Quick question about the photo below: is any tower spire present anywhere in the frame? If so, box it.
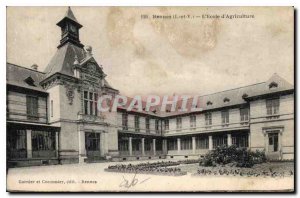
[56,7,83,48]
[64,6,80,24]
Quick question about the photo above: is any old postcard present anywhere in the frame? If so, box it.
[6,6,294,192]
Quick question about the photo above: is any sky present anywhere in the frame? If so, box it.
[7,7,294,97]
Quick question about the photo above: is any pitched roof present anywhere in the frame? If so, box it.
[7,63,46,92]
[44,43,86,78]
[119,73,294,117]
[7,61,293,117]
[157,73,294,117]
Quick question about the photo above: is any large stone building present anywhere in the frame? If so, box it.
[7,8,294,167]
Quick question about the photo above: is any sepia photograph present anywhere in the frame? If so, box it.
[5,6,294,192]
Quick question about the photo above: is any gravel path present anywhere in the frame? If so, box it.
[7,160,294,192]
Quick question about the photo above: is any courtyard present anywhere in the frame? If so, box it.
[7,159,294,192]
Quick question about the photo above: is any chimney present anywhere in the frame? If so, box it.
[31,64,38,71]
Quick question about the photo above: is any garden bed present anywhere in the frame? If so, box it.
[105,163,187,176]
[178,159,200,164]
[192,162,294,178]
[105,167,187,176]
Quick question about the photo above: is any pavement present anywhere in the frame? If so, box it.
[7,159,294,192]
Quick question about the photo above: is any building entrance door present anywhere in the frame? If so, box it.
[268,132,278,152]
[85,132,101,157]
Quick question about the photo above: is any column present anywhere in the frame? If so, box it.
[192,136,196,154]
[227,133,232,146]
[100,132,105,157]
[129,137,132,156]
[177,138,181,154]
[26,129,32,158]
[78,130,86,163]
[209,135,213,150]
[248,132,251,149]
[55,131,59,158]
[162,139,168,154]
[279,131,282,159]
[104,132,109,155]
[153,139,156,156]
[264,132,269,153]
[141,138,145,156]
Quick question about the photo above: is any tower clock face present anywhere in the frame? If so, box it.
[69,24,77,33]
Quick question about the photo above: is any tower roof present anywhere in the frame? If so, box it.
[56,7,82,28]
[43,43,86,78]
[44,7,85,78]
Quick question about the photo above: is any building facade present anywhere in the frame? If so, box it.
[6,8,294,167]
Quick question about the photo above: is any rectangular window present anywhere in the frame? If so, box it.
[89,92,93,101]
[118,138,128,151]
[94,93,98,116]
[181,137,192,150]
[167,138,178,150]
[232,133,249,148]
[7,129,27,158]
[134,115,140,132]
[26,95,38,120]
[164,119,169,131]
[50,100,53,117]
[221,110,229,124]
[240,108,249,122]
[84,91,88,115]
[190,115,196,128]
[213,135,227,149]
[32,131,56,158]
[155,119,159,133]
[32,131,55,151]
[145,117,150,133]
[266,98,280,115]
[156,139,163,151]
[83,91,98,116]
[132,139,140,151]
[89,92,94,115]
[122,113,128,130]
[205,112,212,126]
[145,139,151,151]
[196,135,209,149]
[176,117,182,130]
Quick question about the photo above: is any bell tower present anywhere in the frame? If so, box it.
[56,7,84,48]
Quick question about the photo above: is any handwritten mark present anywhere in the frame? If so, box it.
[119,173,151,189]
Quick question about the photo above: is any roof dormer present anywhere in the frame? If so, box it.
[223,97,230,103]
[24,76,36,87]
[269,81,278,89]
[207,101,213,106]
[242,93,248,99]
